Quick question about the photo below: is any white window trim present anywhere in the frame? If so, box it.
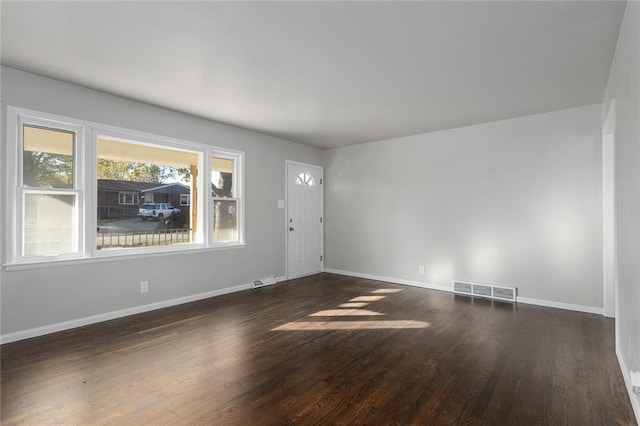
[7,109,87,264]
[180,194,190,206]
[5,106,245,267]
[210,151,244,245]
[118,192,139,205]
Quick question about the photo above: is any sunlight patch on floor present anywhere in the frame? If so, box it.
[270,285,426,332]
[271,320,429,331]
[339,302,369,308]
[309,309,385,317]
[349,296,386,302]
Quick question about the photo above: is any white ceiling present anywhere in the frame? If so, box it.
[1,1,626,149]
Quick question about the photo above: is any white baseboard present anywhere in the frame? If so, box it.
[0,282,253,344]
[275,275,288,283]
[323,268,603,315]
[517,296,603,315]
[323,268,451,293]
[617,347,640,423]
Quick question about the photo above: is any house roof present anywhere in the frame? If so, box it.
[144,183,191,195]
[98,180,192,195]
[98,179,233,197]
[97,179,159,192]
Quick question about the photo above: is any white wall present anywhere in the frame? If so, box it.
[602,2,640,418]
[324,104,603,310]
[0,67,323,337]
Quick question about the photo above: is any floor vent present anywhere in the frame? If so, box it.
[252,276,277,289]
[453,280,517,302]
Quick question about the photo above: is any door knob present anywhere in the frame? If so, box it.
[289,227,295,231]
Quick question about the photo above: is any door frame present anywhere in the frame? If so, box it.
[285,160,324,280]
[602,100,617,321]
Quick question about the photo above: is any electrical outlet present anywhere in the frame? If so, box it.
[140,281,149,293]
[418,265,425,274]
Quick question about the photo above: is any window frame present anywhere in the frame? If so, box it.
[210,151,244,246]
[118,192,139,205]
[7,110,86,264]
[180,194,190,206]
[92,128,207,257]
[6,106,245,267]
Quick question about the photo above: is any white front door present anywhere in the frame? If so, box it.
[287,162,323,279]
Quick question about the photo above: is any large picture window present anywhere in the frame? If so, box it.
[97,136,200,251]
[7,107,244,265]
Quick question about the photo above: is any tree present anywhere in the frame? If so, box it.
[97,159,130,180]
[175,167,192,183]
[129,163,165,183]
[23,151,73,188]
[97,160,191,184]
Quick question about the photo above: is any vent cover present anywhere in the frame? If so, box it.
[453,280,516,302]
[252,276,277,289]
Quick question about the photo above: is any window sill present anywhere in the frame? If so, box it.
[3,243,246,272]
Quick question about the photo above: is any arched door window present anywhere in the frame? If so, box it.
[296,172,315,186]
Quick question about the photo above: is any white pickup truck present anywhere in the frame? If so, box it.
[138,203,180,221]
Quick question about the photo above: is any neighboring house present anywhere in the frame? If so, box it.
[142,182,191,207]
[98,179,231,220]
[142,182,192,220]
[97,179,191,219]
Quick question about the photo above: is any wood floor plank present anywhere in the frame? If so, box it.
[1,273,636,425]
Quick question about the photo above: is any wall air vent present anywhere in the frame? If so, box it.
[453,280,517,302]
[252,276,277,289]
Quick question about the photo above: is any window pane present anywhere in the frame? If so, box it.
[97,136,198,250]
[212,157,234,197]
[213,199,237,242]
[296,172,315,186]
[23,193,76,256]
[23,125,74,188]
[118,192,138,205]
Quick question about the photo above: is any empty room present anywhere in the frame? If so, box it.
[1,1,639,424]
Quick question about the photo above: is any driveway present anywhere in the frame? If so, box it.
[99,217,158,233]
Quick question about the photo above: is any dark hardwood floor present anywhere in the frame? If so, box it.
[1,273,636,425]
